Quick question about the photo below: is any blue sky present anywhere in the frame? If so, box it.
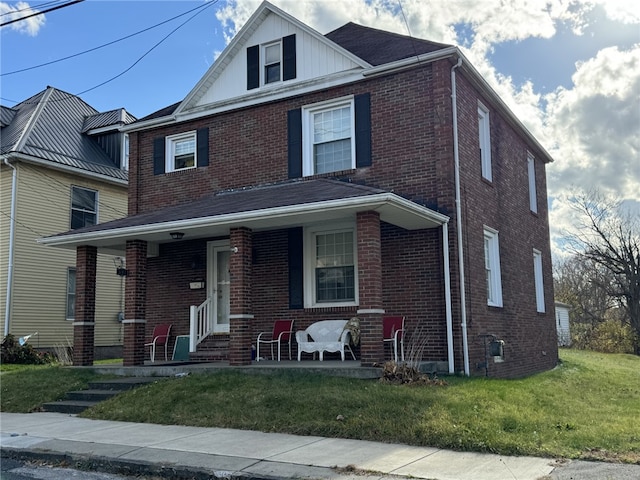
[2,0,639,255]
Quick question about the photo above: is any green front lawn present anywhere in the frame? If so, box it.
[2,350,638,463]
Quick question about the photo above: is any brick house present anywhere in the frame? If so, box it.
[41,1,558,377]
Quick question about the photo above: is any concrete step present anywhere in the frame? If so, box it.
[66,389,120,402]
[41,400,98,415]
[42,377,163,414]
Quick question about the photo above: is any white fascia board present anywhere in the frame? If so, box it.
[176,70,364,123]
[10,153,128,187]
[38,193,448,248]
[120,114,177,133]
[362,46,459,78]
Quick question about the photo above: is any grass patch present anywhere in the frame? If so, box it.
[81,349,639,462]
[1,351,637,461]
[0,364,108,413]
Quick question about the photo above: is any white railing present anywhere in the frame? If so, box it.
[189,297,212,352]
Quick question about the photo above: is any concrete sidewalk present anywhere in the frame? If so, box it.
[0,412,637,480]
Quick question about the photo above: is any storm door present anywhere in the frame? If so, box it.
[207,241,230,333]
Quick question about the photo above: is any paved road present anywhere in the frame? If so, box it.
[0,457,136,480]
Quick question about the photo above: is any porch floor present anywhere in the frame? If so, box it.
[87,360,382,380]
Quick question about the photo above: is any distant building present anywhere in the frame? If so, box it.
[555,302,572,346]
[1,87,135,357]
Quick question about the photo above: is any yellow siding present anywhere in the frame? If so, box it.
[3,162,127,348]
[1,163,14,337]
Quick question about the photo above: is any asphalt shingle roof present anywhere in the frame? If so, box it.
[48,178,387,237]
[325,22,452,66]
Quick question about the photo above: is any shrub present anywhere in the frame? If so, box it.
[570,320,638,354]
[1,334,54,364]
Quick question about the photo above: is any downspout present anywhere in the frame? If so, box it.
[3,157,17,337]
[451,57,470,376]
[442,221,455,374]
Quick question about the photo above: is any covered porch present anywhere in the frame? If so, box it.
[40,179,454,370]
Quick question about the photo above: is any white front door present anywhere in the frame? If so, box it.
[207,241,230,333]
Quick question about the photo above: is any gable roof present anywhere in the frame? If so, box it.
[82,108,137,133]
[1,87,136,181]
[176,1,370,114]
[325,22,452,66]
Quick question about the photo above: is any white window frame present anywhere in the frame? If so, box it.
[533,249,545,312]
[263,40,282,85]
[478,103,492,181]
[121,133,129,171]
[303,223,359,308]
[66,267,76,320]
[483,226,503,307]
[302,96,356,176]
[165,131,197,173]
[70,186,98,230]
[527,152,537,213]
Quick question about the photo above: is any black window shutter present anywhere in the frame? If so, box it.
[196,128,209,167]
[288,227,304,309]
[247,45,259,90]
[282,34,296,81]
[354,93,372,168]
[287,108,303,178]
[153,137,165,175]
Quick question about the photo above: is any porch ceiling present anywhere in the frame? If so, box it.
[39,179,449,253]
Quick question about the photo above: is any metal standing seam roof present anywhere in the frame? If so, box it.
[0,106,17,127]
[0,87,135,181]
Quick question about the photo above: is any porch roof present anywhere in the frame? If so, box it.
[39,179,449,253]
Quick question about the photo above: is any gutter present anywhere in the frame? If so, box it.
[38,193,450,248]
[10,153,128,187]
[451,57,471,376]
[3,157,17,336]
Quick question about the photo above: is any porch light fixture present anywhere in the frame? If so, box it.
[170,232,184,240]
[113,257,128,277]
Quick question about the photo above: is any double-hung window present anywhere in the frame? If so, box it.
[478,103,492,181]
[303,97,355,176]
[527,152,537,213]
[66,267,76,320]
[166,132,196,172]
[264,41,281,84]
[533,249,545,312]
[304,226,358,307]
[70,186,97,230]
[483,227,503,307]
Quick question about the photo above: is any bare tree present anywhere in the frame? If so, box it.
[562,189,640,353]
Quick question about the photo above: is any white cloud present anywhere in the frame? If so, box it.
[216,1,639,256]
[545,45,640,201]
[0,1,45,36]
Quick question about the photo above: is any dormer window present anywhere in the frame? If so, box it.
[264,42,281,84]
[247,34,296,90]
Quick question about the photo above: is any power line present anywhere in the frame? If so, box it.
[0,0,84,28]
[0,0,70,17]
[2,1,213,77]
[75,0,219,96]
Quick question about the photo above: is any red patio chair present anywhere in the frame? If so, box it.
[383,316,405,362]
[256,320,294,361]
[145,323,172,362]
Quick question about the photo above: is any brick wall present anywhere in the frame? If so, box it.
[130,58,557,376]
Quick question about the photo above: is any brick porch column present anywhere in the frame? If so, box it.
[356,211,385,366]
[229,227,253,366]
[123,240,147,366]
[73,245,97,366]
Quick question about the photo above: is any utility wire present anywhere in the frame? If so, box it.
[0,0,84,28]
[2,1,213,77]
[75,0,218,96]
[0,0,70,17]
